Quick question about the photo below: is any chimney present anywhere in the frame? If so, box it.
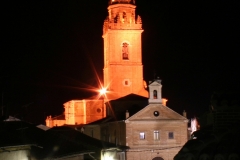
[183,110,187,118]
[162,98,168,106]
[126,110,129,119]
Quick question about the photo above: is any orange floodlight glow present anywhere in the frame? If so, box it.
[99,87,107,95]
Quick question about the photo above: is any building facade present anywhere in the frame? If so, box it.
[46,0,148,127]
[83,79,188,160]
[43,1,190,159]
[125,81,188,160]
[46,100,106,127]
[103,0,148,99]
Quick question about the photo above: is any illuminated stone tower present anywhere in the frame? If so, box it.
[103,0,148,98]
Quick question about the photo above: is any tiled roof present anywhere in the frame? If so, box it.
[107,94,148,120]
[87,116,116,124]
[48,126,121,149]
[0,121,126,159]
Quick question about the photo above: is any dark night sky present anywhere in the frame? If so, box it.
[2,0,240,124]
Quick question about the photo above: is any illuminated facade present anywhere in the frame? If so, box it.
[83,79,188,160]
[46,0,148,127]
[125,80,188,160]
[46,100,106,127]
[103,0,148,98]
[44,1,189,159]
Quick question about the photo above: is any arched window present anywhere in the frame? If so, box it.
[122,12,127,23]
[152,157,164,160]
[153,90,157,99]
[122,42,129,60]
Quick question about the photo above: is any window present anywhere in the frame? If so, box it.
[122,42,129,60]
[123,79,131,86]
[96,108,101,113]
[168,132,174,139]
[154,131,159,140]
[139,132,145,140]
[153,90,158,99]
[122,12,126,23]
[153,111,159,117]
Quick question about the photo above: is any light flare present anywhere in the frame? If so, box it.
[99,87,107,95]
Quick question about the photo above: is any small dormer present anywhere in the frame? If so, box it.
[148,78,162,104]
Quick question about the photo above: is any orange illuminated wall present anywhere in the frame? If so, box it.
[103,1,148,99]
[45,0,149,128]
[64,100,106,125]
[45,99,106,127]
[45,116,65,128]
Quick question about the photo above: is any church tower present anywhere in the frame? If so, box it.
[103,0,148,99]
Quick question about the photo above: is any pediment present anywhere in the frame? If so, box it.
[149,81,161,86]
[127,104,187,121]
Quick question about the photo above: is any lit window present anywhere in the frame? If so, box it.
[154,131,159,140]
[168,132,174,139]
[139,132,145,140]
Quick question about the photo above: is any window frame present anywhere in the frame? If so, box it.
[168,132,174,139]
[153,130,160,140]
[139,132,145,140]
[122,42,129,60]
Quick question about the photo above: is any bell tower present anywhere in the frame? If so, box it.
[148,78,163,104]
[103,0,148,98]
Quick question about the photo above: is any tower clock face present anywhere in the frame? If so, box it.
[153,111,159,117]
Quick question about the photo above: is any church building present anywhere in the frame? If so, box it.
[45,1,189,159]
[46,0,148,127]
